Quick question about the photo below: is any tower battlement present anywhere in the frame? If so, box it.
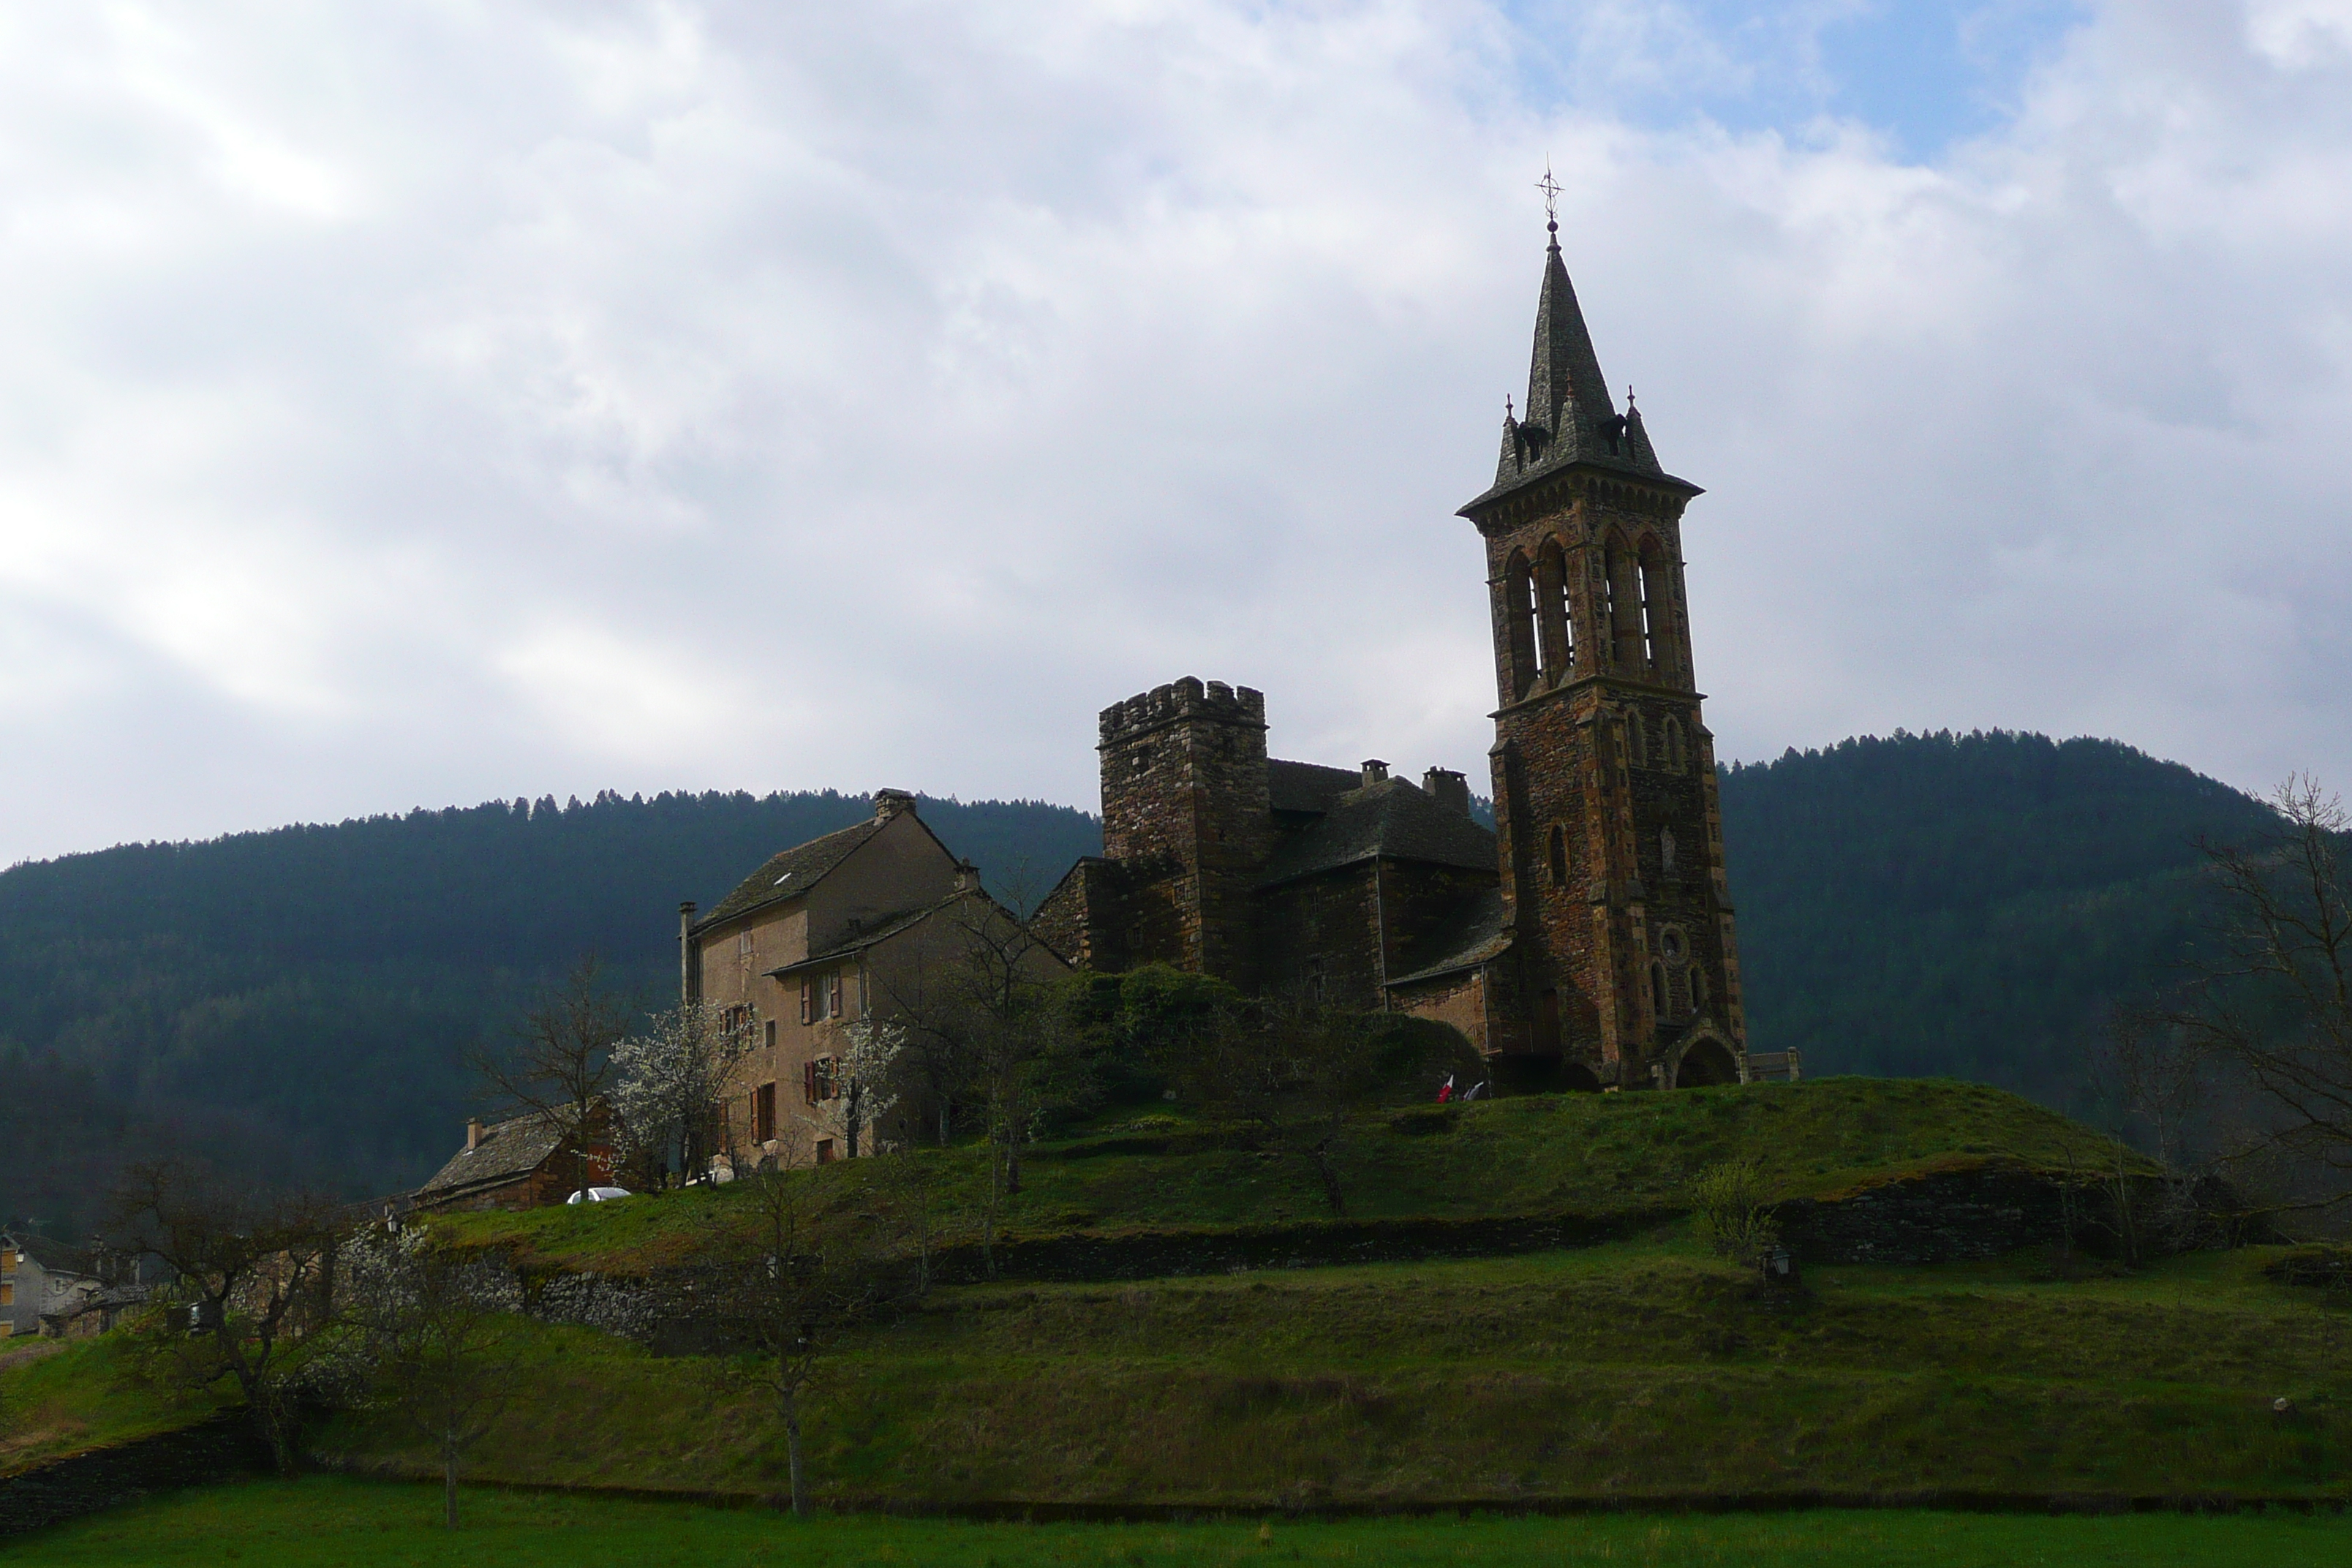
[1099,678,1266,746]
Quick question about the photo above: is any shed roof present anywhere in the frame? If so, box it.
[1387,887,1514,986]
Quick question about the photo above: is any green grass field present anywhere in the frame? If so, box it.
[5,1477,2351,1568]
[425,1078,2133,1275]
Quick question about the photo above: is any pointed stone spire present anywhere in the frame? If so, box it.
[1464,218,1693,515]
[1521,220,1616,461]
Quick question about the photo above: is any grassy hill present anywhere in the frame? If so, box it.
[7,1079,2346,1520]
[423,1077,2122,1277]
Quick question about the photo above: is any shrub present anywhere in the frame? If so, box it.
[1690,1158,1781,1267]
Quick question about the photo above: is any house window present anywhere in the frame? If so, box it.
[813,1056,838,1101]
[755,1082,777,1144]
[815,1139,837,1164]
[764,1019,776,1052]
[1692,968,1710,1015]
[1650,961,1667,1017]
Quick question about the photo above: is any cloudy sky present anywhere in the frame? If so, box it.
[3,0,2348,867]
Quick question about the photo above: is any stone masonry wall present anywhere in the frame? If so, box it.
[1096,679,1271,984]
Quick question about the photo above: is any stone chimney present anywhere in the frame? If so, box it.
[1422,767,1471,816]
[466,1118,483,1153]
[953,860,981,893]
[1360,759,1390,788]
[677,900,699,1003]
[873,788,916,821]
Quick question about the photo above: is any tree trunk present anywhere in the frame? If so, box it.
[846,1082,862,1159]
[444,1431,459,1529]
[1310,1145,1347,1218]
[780,1382,807,1517]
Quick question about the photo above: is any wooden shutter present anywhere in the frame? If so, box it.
[803,1060,818,1106]
[799,976,812,1025]
[827,970,842,1018]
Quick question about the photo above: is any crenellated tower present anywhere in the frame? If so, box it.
[1457,216,1748,1088]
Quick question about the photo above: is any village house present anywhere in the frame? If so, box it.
[410,1105,617,1213]
[1,1231,147,1339]
[679,789,1063,1166]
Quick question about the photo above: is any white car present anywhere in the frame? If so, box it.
[566,1186,632,1205]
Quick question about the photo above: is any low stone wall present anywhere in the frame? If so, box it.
[924,1210,1680,1285]
[0,1416,270,1537]
[1775,1164,2090,1265]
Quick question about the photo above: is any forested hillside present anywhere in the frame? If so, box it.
[1716,731,2277,1104]
[0,733,2290,1239]
[0,791,1101,1236]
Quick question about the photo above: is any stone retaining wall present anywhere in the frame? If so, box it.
[0,1416,269,1537]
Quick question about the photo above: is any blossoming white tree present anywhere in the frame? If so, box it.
[613,998,759,1186]
[802,1017,905,1158]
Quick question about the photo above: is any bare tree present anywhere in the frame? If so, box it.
[106,1158,339,1474]
[709,1154,897,1515]
[469,956,633,1202]
[343,1226,521,1528]
[613,998,759,1188]
[2159,775,2352,1218]
[1167,1004,1466,1218]
[875,889,1079,1271]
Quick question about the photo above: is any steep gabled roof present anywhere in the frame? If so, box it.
[1387,887,1514,986]
[2,1232,94,1278]
[1459,225,1700,515]
[1256,778,1498,889]
[415,1110,565,1201]
[695,817,888,931]
[1268,758,1362,815]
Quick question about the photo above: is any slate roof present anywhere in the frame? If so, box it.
[1267,759,1362,815]
[1255,778,1499,889]
[695,817,886,931]
[1458,230,1700,516]
[3,1232,94,1278]
[1387,887,1514,986]
[415,1110,566,1202]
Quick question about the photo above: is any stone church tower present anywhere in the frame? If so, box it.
[1458,217,1749,1088]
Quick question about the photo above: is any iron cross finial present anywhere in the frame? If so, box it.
[1537,161,1562,231]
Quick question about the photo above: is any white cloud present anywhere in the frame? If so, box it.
[0,0,2348,866]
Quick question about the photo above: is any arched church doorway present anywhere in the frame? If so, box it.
[1674,1037,1740,1088]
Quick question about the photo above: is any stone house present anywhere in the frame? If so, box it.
[1035,219,1757,1094]
[1,1232,143,1338]
[679,790,1065,1165]
[411,1105,617,1212]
